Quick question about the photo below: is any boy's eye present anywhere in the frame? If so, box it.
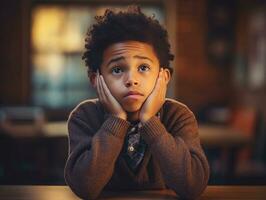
[138,64,150,72]
[111,66,123,75]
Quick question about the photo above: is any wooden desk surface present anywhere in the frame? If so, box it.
[0,185,265,200]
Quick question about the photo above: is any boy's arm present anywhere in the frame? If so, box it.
[64,108,130,200]
[139,104,210,199]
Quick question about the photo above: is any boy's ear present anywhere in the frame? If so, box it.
[89,72,97,88]
[163,68,171,85]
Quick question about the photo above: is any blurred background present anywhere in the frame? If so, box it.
[0,0,265,186]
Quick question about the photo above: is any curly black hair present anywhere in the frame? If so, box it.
[82,5,174,77]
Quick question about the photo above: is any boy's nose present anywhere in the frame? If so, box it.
[125,79,138,87]
[125,72,139,87]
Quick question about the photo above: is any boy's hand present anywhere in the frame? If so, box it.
[139,68,167,122]
[96,71,127,120]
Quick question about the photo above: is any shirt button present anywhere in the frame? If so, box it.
[128,146,134,152]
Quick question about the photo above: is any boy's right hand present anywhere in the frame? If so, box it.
[96,71,127,121]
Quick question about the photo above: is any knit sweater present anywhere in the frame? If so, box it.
[64,98,210,200]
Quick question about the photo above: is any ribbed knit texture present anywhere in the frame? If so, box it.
[140,116,167,144]
[102,115,130,138]
[64,98,210,200]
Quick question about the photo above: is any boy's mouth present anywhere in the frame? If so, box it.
[124,91,144,97]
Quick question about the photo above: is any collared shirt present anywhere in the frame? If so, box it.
[122,122,146,172]
[122,112,161,172]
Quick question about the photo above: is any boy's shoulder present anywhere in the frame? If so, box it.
[162,98,195,120]
[164,98,192,113]
[68,98,104,121]
[161,98,197,131]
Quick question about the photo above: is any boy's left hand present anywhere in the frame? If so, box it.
[139,68,168,122]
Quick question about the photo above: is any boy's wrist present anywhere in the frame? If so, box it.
[114,113,127,121]
[140,115,152,123]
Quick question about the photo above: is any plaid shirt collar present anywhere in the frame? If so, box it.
[122,112,161,172]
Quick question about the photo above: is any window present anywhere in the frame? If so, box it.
[31,4,166,108]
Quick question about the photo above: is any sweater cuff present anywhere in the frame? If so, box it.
[140,116,167,144]
[102,115,130,139]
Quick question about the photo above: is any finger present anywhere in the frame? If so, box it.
[161,70,167,99]
[100,75,112,103]
[158,71,165,97]
[149,68,163,99]
[162,69,166,87]
[159,69,167,98]
[158,69,164,89]
[100,75,113,98]
[96,72,100,96]
[159,70,165,97]
[96,73,101,98]
[155,69,163,90]
[161,78,166,98]
[97,73,105,102]
[100,75,108,96]
[98,74,107,102]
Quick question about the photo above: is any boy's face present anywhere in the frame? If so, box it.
[99,41,161,113]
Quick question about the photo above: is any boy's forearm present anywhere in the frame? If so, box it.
[65,115,130,199]
[140,115,209,199]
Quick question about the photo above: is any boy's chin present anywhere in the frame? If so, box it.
[123,105,142,113]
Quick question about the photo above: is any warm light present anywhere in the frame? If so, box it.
[32,7,65,52]
[32,6,91,52]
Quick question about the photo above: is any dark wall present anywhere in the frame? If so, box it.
[0,0,31,105]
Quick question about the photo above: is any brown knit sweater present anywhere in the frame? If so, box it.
[64,98,209,199]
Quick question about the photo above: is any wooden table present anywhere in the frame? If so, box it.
[0,185,265,200]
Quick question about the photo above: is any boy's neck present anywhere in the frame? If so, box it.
[127,111,140,123]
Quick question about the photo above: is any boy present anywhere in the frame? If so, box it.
[65,6,209,200]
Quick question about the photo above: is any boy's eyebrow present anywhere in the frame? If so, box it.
[133,55,153,63]
[106,55,153,67]
[107,57,125,67]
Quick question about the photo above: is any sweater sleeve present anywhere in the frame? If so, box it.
[64,103,130,200]
[139,105,210,199]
